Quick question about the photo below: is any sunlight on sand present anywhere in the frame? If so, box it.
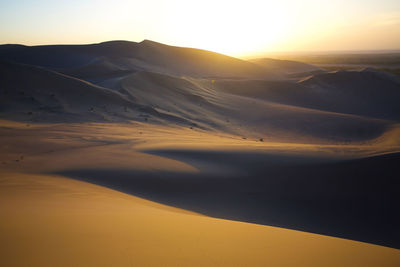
[1,120,400,266]
[1,172,399,267]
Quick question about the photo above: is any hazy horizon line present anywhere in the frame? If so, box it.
[1,39,400,59]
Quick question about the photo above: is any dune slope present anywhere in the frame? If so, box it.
[1,171,399,267]
[0,40,280,79]
[250,57,323,74]
[1,120,400,266]
[1,120,399,249]
[211,69,400,121]
[0,61,192,125]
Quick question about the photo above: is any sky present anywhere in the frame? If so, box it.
[0,0,399,57]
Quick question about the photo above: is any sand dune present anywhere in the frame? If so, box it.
[299,68,400,120]
[0,40,281,79]
[0,61,139,121]
[211,69,400,121]
[1,120,400,266]
[1,40,400,266]
[1,171,399,267]
[60,58,133,80]
[115,71,392,142]
[0,61,193,125]
[73,150,398,247]
[250,57,323,75]
[2,60,391,142]
[1,120,399,248]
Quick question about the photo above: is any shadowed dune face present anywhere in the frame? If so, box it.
[60,58,134,80]
[250,57,323,74]
[58,151,400,249]
[0,61,138,120]
[1,120,399,249]
[1,60,394,143]
[0,40,281,79]
[210,70,400,122]
[2,172,399,267]
[0,61,196,125]
[103,69,397,143]
[298,69,400,121]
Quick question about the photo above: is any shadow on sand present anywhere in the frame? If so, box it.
[57,151,400,248]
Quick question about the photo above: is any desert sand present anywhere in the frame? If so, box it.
[1,40,400,266]
[1,120,400,266]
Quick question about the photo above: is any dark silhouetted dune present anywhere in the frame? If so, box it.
[299,68,400,120]
[0,40,281,79]
[250,57,323,75]
[211,69,400,122]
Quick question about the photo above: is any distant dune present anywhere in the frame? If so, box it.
[1,59,395,143]
[299,68,400,120]
[0,40,281,79]
[250,57,323,75]
[60,58,133,80]
[116,70,392,142]
[212,69,400,121]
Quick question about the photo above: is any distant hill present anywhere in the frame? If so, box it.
[250,58,322,74]
[0,40,281,79]
[1,41,398,143]
[299,68,400,121]
[213,68,400,121]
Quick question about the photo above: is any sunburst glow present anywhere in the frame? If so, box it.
[0,0,399,56]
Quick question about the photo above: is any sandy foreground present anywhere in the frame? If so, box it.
[0,120,399,266]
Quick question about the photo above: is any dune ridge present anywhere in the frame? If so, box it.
[0,40,281,79]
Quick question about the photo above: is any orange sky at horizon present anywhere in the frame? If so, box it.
[0,0,399,57]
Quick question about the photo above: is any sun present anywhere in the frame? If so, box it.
[159,0,293,57]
